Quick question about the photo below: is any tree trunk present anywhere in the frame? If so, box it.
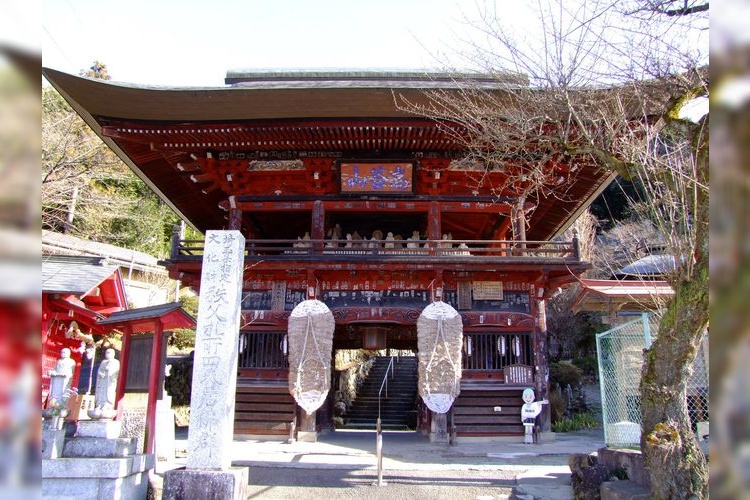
[639,267,708,498]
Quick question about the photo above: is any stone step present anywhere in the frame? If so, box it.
[340,424,412,431]
[346,410,417,418]
[63,437,137,458]
[600,480,651,499]
[42,453,154,478]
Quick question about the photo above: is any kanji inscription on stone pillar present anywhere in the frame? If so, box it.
[186,230,245,470]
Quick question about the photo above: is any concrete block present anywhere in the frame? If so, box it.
[42,429,66,459]
[63,437,136,458]
[97,471,150,500]
[606,421,641,448]
[597,447,650,488]
[163,466,249,500]
[43,457,135,478]
[156,407,176,463]
[42,477,100,500]
[42,474,149,500]
[130,453,156,473]
[296,431,317,443]
[601,480,651,500]
[76,419,122,439]
[571,464,612,500]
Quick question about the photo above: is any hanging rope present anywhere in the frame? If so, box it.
[287,300,334,415]
[417,301,463,414]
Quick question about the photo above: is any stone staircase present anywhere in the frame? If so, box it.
[341,356,418,431]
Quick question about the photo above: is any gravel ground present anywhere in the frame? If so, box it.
[244,466,518,499]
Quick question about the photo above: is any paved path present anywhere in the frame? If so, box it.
[153,427,604,499]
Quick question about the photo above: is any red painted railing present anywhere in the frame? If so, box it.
[171,236,579,261]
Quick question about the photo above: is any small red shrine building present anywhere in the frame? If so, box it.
[43,68,615,440]
[41,255,128,403]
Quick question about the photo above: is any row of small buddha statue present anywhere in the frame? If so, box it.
[292,224,470,253]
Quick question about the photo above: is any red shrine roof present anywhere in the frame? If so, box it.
[570,279,675,313]
[97,301,196,333]
[42,68,615,240]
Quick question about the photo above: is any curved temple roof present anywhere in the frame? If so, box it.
[42,68,614,239]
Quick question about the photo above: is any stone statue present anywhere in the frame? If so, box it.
[384,232,395,248]
[407,230,421,249]
[43,347,77,421]
[49,347,76,395]
[88,348,120,419]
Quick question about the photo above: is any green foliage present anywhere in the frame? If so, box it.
[168,294,198,351]
[179,293,199,316]
[611,467,629,480]
[169,329,196,351]
[43,85,191,258]
[165,352,193,406]
[551,412,599,433]
[549,390,567,424]
[572,356,598,378]
[549,361,583,390]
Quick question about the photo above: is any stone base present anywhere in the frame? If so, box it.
[155,407,176,466]
[42,454,154,500]
[538,431,556,443]
[76,419,122,439]
[67,394,96,421]
[296,431,317,443]
[601,480,651,500]
[597,447,650,488]
[163,466,249,500]
[42,429,66,459]
[64,437,136,458]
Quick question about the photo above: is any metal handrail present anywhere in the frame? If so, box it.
[377,356,396,421]
[375,356,395,487]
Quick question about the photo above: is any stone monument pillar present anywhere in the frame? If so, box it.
[164,230,247,500]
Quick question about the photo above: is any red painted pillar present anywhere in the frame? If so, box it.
[144,320,164,454]
[428,201,441,256]
[311,200,325,254]
[116,324,133,419]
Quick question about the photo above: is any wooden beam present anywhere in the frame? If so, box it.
[115,324,133,418]
[144,320,164,455]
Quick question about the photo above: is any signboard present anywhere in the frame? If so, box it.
[340,162,413,194]
[473,281,504,300]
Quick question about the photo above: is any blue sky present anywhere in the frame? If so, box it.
[40,0,531,87]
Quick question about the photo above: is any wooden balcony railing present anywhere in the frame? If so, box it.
[462,332,534,371]
[171,235,580,262]
[238,331,288,369]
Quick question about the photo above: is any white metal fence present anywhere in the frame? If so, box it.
[596,313,709,448]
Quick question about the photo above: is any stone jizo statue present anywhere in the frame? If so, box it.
[49,347,76,395]
[44,347,77,420]
[88,348,120,419]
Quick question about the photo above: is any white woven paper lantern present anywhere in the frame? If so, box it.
[417,301,463,414]
[287,299,335,415]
